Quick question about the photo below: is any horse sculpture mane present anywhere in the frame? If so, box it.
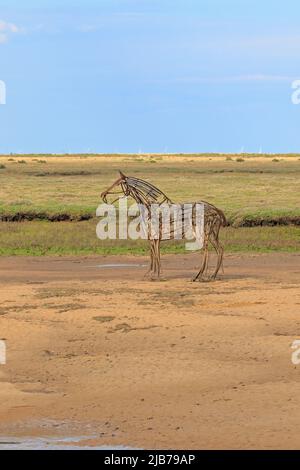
[121,176,172,207]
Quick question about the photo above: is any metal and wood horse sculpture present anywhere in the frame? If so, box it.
[101,171,226,281]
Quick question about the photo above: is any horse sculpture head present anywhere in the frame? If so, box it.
[100,171,127,204]
[101,171,172,206]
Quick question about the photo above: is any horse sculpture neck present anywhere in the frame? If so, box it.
[123,176,173,208]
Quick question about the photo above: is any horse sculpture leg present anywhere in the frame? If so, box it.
[145,239,161,280]
[153,239,161,280]
[192,220,212,282]
[144,240,155,279]
[192,215,225,282]
[192,237,209,282]
[209,225,224,280]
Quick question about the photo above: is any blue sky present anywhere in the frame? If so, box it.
[0,0,300,153]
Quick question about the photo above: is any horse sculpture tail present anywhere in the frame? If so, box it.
[216,208,226,274]
[217,208,227,227]
[202,200,227,227]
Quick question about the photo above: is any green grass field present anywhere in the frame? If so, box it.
[0,153,299,255]
[0,221,298,256]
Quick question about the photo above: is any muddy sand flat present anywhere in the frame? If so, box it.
[0,253,300,449]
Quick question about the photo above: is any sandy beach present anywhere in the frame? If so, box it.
[0,253,300,449]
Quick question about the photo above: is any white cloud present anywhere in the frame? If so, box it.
[212,75,293,83]
[161,74,294,85]
[0,33,7,44]
[78,12,147,33]
[0,20,20,44]
[79,24,98,33]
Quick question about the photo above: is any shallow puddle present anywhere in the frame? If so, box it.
[0,436,130,450]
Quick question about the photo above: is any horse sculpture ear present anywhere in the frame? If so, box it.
[119,170,126,179]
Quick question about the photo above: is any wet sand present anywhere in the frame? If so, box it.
[0,253,300,449]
